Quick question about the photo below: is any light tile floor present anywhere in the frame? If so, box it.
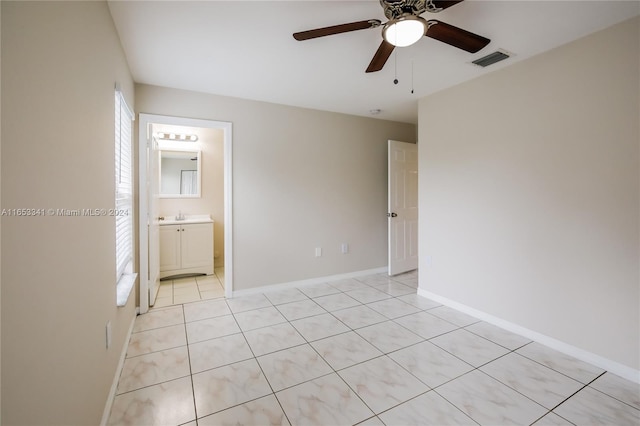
[153,268,225,308]
[108,271,640,425]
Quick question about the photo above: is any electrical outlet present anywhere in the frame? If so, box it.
[315,247,322,257]
[341,243,349,254]
[105,321,112,349]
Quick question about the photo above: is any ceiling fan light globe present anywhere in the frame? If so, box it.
[383,16,426,47]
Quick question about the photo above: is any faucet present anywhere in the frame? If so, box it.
[176,210,186,221]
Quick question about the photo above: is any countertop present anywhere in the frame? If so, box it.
[159,214,213,225]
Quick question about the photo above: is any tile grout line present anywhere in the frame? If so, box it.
[526,371,607,426]
[180,303,199,424]
[546,371,608,413]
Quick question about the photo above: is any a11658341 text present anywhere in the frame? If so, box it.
[1,208,129,217]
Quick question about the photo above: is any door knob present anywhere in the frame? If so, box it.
[387,212,398,218]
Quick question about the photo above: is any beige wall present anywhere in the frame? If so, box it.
[136,85,416,291]
[418,17,639,371]
[0,1,2,424]
[1,2,136,424]
[158,127,226,266]
[0,1,3,418]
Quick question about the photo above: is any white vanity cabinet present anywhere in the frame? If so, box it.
[159,216,213,279]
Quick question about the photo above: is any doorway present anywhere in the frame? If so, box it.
[388,139,418,275]
[138,114,233,314]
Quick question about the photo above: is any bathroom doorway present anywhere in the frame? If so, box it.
[138,114,233,314]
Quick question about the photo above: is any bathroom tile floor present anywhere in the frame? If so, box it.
[108,271,640,425]
[153,268,226,308]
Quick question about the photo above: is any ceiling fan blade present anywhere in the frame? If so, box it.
[428,1,465,12]
[366,41,395,73]
[293,19,381,41]
[425,20,490,53]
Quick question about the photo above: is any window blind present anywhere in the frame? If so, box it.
[115,91,134,281]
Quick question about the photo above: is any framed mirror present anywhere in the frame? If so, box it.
[159,149,202,198]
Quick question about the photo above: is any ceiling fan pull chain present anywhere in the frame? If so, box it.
[411,59,415,94]
[394,49,399,85]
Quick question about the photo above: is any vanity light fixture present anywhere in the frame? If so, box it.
[155,132,199,142]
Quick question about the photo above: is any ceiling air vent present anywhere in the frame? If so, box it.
[472,50,511,68]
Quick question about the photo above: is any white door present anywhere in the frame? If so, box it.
[148,133,162,305]
[388,140,418,275]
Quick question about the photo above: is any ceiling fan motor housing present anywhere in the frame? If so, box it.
[380,0,438,20]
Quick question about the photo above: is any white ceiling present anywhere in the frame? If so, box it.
[108,1,639,124]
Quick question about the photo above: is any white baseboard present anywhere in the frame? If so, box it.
[417,288,640,384]
[100,314,137,426]
[231,266,388,298]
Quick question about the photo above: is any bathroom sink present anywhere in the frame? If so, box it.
[160,214,213,225]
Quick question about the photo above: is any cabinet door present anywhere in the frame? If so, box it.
[181,223,213,269]
[159,225,181,272]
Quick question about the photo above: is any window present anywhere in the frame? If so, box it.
[115,89,136,305]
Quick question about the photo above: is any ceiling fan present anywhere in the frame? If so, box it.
[293,0,490,73]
